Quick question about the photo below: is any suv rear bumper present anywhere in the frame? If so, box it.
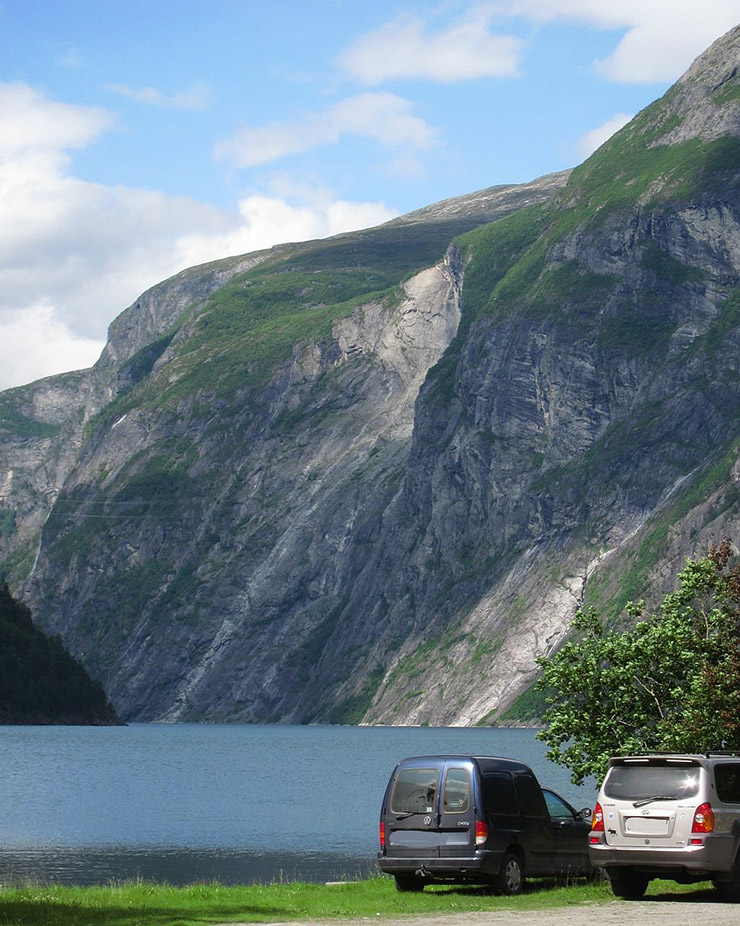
[377,849,502,880]
[589,834,736,877]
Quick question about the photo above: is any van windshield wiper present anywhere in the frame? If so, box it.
[632,795,678,807]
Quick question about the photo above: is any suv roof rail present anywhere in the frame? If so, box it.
[620,751,740,757]
[614,752,740,763]
[620,752,705,757]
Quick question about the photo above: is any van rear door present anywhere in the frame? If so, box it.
[384,759,476,858]
[385,762,442,858]
[438,761,477,858]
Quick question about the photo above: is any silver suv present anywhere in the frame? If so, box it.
[589,754,740,900]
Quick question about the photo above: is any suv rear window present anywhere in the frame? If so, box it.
[715,764,740,803]
[391,768,439,814]
[604,761,701,800]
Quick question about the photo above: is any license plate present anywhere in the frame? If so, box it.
[624,816,670,836]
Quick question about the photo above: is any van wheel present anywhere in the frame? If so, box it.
[493,852,524,895]
[607,868,649,900]
[394,875,424,892]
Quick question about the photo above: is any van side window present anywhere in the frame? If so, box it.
[443,767,471,814]
[715,764,740,803]
[543,789,575,821]
[515,773,547,817]
[390,768,439,814]
[482,772,518,815]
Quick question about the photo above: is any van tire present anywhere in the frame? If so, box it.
[394,875,424,892]
[607,868,649,900]
[493,852,524,895]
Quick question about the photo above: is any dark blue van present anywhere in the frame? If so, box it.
[377,755,591,893]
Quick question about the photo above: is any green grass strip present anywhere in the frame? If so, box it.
[0,875,714,926]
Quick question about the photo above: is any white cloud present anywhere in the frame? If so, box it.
[106,82,210,110]
[592,3,740,83]
[0,82,111,155]
[0,83,400,391]
[488,0,740,83]
[342,2,738,88]
[175,193,398,269]
[0,302,105,390]
[577,112,633,158]
[338,12,523,84]
[213,92,439,168]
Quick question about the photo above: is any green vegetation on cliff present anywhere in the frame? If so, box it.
[0,583,119,724]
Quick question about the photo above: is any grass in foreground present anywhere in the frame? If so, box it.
[0,875,719,926]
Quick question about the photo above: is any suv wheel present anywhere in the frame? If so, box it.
[494,852,524,895]
[716,857,740,902]
[394,875,424,892]
[607,868,649,900]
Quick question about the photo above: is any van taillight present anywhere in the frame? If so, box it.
[692,802,715,833]
[591,801,604,832]
[379,822,386,849]
[475,820,488,846]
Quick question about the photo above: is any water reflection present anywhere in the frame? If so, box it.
[0,846,376,886]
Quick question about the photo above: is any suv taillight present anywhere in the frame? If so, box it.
[692,802,715,833]
[475,820,489,846]
[379,822,386,849]
[591,801,604,832]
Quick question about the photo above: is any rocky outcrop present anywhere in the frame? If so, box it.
[0,27,738,725]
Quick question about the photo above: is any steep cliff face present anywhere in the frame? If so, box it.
[355,26,740,725]
[1,27,738,724]
[1,175,565,721]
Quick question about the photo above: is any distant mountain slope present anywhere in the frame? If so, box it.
[0,583,119,724]
[0,27,738,724]
[0,171,567,592]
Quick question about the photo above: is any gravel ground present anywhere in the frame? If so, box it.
[236,898,740,926]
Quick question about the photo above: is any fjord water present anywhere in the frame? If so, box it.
[0,724,596,885]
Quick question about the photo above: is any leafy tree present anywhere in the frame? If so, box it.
[536,540,740,785]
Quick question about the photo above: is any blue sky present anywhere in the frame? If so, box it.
[1,0,738,389]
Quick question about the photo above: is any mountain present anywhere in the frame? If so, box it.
[0,26,738,724]
[0,583,120,724]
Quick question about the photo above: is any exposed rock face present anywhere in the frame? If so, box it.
[0,26,738,724]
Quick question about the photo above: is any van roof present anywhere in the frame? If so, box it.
[395,755,533,773]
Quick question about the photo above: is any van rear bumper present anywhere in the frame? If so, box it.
[589,834,737,877]
[377,850,501,881]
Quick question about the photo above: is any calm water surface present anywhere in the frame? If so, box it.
[0,724,596,885]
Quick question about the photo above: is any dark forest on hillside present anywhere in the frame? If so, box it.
[0,583,119,724]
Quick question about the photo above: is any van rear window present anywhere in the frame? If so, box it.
[391,768,439,814]
[604,762,700,800]
[443,767,470,814]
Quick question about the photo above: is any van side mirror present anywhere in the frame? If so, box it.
[579,807,592,820]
